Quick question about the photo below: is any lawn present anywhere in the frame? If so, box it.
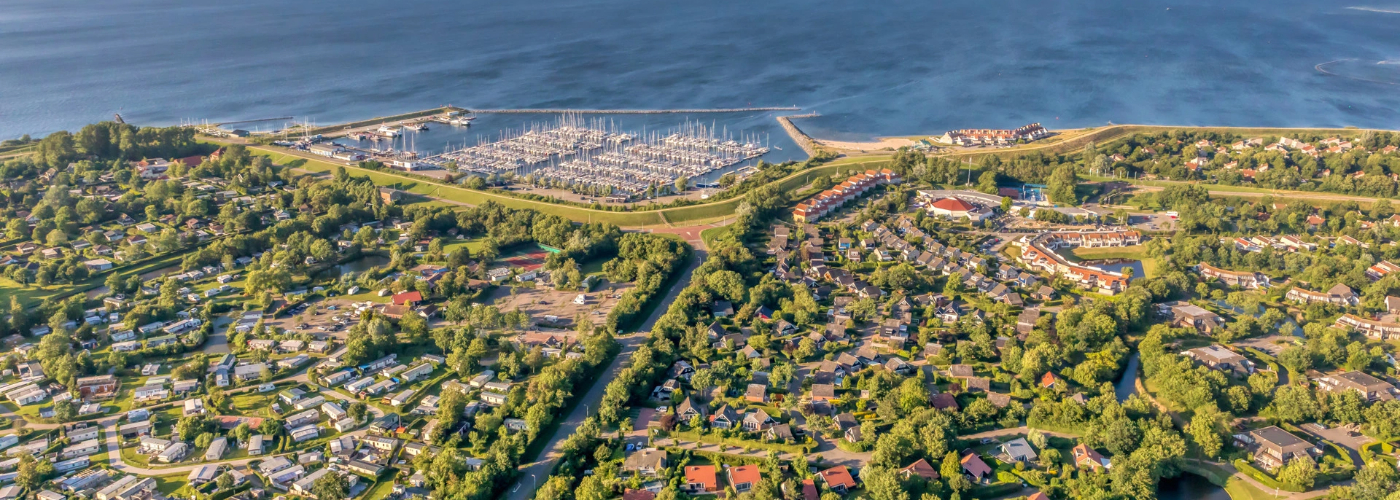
[155,471,196,496]
[1068,245,1160,278]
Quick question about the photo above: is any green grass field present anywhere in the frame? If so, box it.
[1067,245,1160,278]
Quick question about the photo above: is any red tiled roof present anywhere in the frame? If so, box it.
[820,466,857,489]
[392,291,423,305]
[931,198,975,212]
[728,464,762,486]
[684,466,718,492]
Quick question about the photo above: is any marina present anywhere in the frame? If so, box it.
[421,116,772,197]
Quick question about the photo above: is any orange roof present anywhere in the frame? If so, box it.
[1041,372,1058,387]
[820,466,857,489]
[1028,493,1050,500]
[931,198,975,212]
[728,464,762,486]
[392,291,423,305]
[684,465,718,492]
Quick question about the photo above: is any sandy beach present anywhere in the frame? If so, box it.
[814,137,917,152]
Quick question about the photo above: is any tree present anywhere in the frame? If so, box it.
[940,451,962,480]
[349,401,368,422]
[1000,196,1013,212]
[232,423,251,443]
[1276,458,1317,490]
[862,465,908,500]
[976,170,998,194]
[311,471,351,500]
[674,176,689,193]
[1047,164,1079,205]
[216,472,234,490]
[15,454,53,490]
[1186,404,1225,458]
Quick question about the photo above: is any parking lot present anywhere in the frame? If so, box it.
[1297,422,1371,464]
[258,298,366,341]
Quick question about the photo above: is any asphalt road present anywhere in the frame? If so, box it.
[504,250,705,500]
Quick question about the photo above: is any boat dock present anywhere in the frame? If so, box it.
[423,115,770,197]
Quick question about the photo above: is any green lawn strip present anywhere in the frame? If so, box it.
[665,430,811,454]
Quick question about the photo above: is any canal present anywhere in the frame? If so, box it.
[1158,473,1230,500]
[1114,352,1141,402]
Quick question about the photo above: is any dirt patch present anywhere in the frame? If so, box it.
[487,281,634,327]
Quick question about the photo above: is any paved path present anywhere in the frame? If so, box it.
[504,250,705,500]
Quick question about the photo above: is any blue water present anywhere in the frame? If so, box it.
[2,0,1399,141]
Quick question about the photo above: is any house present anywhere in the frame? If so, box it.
[1244,426,1317,470]
[677,397,706,421]
[1184,345,1255,374]
[1285,284,1359,306]
[819,466,858,494]
[682,465,720,494]
[1317,371,1397,401]
[1167,303,1225,334]
[204,437,228,461]
[898,459,940,481]
[1073,444,1111,470]
[727,465,762,493]
[710,405,739,429]
[765,423,795,442]
[60,439,100,459]
[622,449,667,477]
[188,464,219,486]
[741,409,774,432]
[157,442,188,463]
[392,291,423,306]
[76,375,118,400]
[960,453,993,482]
[745,384,767,403]
[1000,437,1039,463]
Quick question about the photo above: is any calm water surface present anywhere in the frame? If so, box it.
[1,0,1398,140]
[1158,474,1230,500]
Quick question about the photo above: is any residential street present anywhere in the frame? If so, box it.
[504,250,705,500]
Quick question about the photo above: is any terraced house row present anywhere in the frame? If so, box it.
[1015,232,1131,295]
[792,169,901,223]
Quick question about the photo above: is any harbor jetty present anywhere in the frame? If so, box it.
[469,107,800,114]
[776,113,819,156]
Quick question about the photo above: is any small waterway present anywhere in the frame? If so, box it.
[336,255,392,275]
[1212,299,1303,336]
[1158,473,1230,500]
[1114,352,1141,402]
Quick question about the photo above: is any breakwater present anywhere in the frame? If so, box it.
[470,107,800,114]
[776,113,819,156]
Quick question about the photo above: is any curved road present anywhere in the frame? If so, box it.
[504,250,704,500]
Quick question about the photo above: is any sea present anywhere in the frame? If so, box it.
[2,0,1399,155]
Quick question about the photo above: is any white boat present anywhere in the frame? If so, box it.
[377,125,401,137]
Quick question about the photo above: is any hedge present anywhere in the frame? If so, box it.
[206,483,252,500]
[969,482,1025,499]
[1233,459,1305,493]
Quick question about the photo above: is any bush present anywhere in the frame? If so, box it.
[1233,459,1305,493]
